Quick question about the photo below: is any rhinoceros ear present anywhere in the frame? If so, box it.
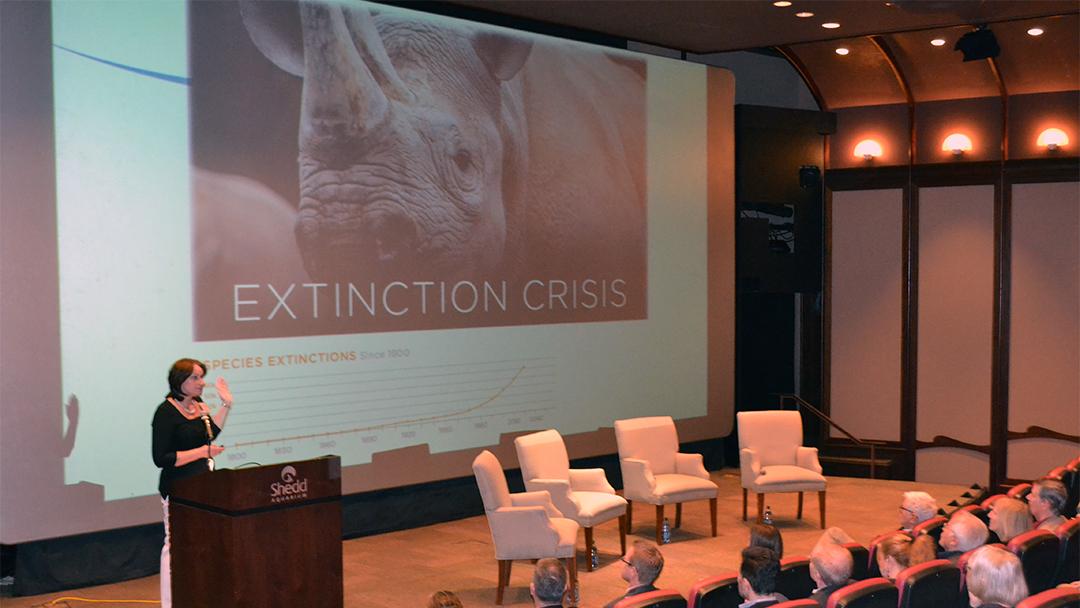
[239,0,305,77]
[472,31,533,81]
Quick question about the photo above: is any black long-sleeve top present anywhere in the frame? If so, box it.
[151,399,221,498]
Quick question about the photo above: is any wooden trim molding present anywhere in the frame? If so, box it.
[1007,425,1080,444]
[869,35,915,166]
[915,436,992,455]
[774,45,828,112]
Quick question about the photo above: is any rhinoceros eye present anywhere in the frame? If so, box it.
[452,148,472,172]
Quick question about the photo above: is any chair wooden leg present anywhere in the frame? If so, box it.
[655,504,665,544]
[819,490,827,529]
[584,526,595,571]
[742,488,748,521]
[496,559,511,605]
[797,491,804,520]
[564,554,578,607]
[757,492,765,523]
[626,500,633,533]
[675,503,683,528]
[618,514,627,556]
[710,497,718,537]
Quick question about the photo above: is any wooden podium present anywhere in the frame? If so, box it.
[169,456,343,607]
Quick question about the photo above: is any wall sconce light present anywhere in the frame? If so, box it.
[853,139,883,160]
[1037,128,1069,151]
[942,133,973,156]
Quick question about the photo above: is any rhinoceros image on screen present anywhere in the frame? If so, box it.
[190,0,646,340]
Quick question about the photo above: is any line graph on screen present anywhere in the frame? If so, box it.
[224,357,556,448]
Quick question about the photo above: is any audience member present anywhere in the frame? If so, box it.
[530,558,567,608]
[812,527,856,554]
[939,510,990,563]
[737,546,787,608]
[988,497,1034,543]
[899,491,939,532]
[603,540,664,608]
[875,532,937,579]
[1028,478,1069,531]
[808,541,854,607]
[427,590,464,608]
[965,545,1029,607]
[750,523,784,559]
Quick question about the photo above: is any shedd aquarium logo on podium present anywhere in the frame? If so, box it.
[270,465,308,503]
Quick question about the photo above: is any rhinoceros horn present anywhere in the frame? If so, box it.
[298,1,389,146]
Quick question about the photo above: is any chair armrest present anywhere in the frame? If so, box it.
[568,468,616,494]
[796,447,823,474]
[526,478,580,518]
[489,506,561,556]
[620,458,656,500]
[740,448,761,484]
[675,452,709,479]
[511,490,565,518]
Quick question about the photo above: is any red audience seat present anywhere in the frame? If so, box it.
[1056,518,1079,585]
[841,542,870,581]
[1009,483,1034,500]
[773,601,820,608]
[956,546,983,600]
[956,504,989,525]
[686,572,740,608]
[1065,460,1080,519]
[1048,466,1068,481]
[894,558,962,608]
[776,555,815,600]
[825,578,898,608]
[911,515,947,544]
[982,494,1008,509]
[1015,586,1080,608]
[614,589,688,608]
[1009,529,1063,594]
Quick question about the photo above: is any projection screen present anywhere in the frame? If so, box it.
[0,0,734,543]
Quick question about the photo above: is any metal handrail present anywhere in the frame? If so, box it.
[777,393,887,479]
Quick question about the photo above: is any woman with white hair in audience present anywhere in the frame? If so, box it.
[965,545,1029,607]
[988,497,1034,544]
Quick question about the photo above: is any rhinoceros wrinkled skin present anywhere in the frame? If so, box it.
[239,0,646,287]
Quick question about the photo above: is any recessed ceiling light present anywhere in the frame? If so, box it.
[773,1,793,6]
[795,11,814,18]
[1027,27,1045,36]
[822,22,841,29]
[835,47,850,55]
[931,38,947,46]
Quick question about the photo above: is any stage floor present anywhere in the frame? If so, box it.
[4,470,970,607]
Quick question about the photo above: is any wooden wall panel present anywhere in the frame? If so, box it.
[830,189,904,442]
[1007,181,1080,480]
[916,185,995,484]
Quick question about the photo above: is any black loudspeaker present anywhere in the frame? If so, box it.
[799,165,821,189]
[955,27,1000,62]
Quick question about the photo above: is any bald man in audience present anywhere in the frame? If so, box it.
[1028,478,1069,531]
[899,491,939,533]
[938,509,989,563]
[808,542,854,607]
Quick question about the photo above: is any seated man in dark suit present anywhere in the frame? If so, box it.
[603,540,664,608]
[530,558,569,608]
[808,542,853,607]
[737,546,787,608]
[938,509,989,564]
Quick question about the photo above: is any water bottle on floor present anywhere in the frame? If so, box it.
[661,517,671,544]
[590,545,599,569]
[763,505,773,525]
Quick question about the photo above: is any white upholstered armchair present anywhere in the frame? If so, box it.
[736,410,827,528]
[613,416,718,544]
[514,429,627,570]
[472,449,579,605]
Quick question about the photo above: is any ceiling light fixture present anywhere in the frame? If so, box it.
[1037,128,1068,151]
[822,22,841,29]
[796,11,814,18]
[1027,27,1044,36]
[942,133,973,156]
[931,38,947,47]
[854,139,883,160]
[835,47,850,55]
[773,1,793,6]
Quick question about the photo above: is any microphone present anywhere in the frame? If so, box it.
[202,412,215,472]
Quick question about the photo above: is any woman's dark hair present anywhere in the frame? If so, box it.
[167,358,207,400]
[750,523,784,559]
